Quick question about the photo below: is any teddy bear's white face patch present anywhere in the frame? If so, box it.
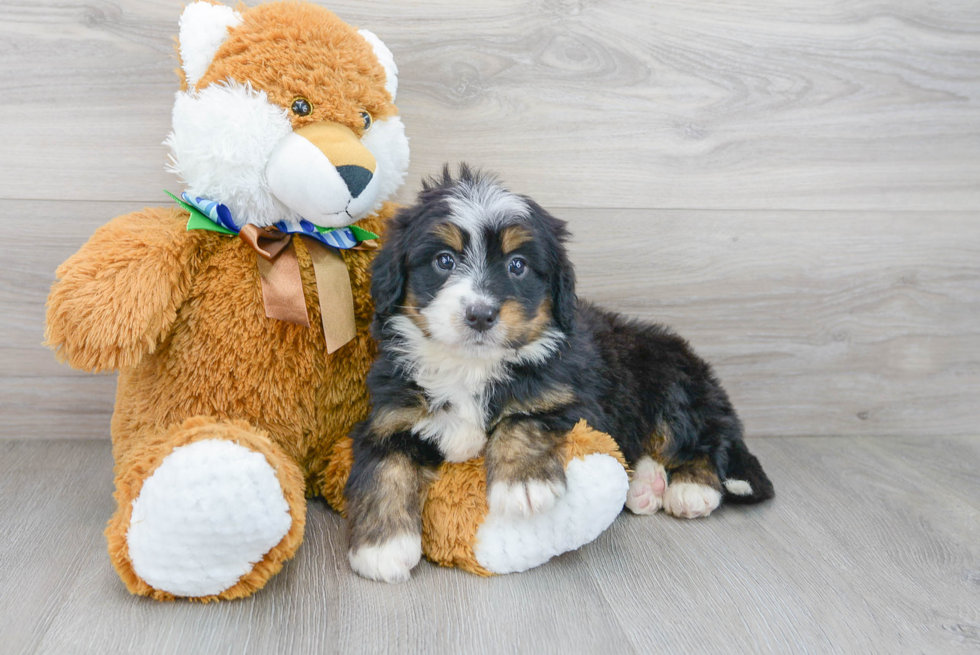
[165,80,409,228]
[166,81,294,229]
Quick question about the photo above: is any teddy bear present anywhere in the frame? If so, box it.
[45,0,629,600]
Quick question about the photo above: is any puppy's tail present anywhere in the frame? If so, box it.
[721,439,774,504]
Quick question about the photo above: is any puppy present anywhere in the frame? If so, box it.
[346,165,774,582]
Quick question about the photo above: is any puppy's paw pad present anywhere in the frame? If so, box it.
[349,533,422,584]
[663,482,721,519]
[489,479,566,518]
[626,457,666,515]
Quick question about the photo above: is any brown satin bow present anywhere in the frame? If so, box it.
[238,224,360,354]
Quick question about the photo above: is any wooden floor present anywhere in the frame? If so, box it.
[1,437,978,654]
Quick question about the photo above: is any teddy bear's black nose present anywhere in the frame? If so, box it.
[336,165,373,198]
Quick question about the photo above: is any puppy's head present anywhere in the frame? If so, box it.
[373,165,576,358]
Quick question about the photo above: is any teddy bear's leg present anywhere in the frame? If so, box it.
[105,417,306,601]
[428,421,630,576]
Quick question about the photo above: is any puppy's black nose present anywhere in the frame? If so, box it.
[465,303,499,332]
[336,165,373,198]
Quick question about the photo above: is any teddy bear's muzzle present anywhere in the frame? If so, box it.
[265,120,378,228]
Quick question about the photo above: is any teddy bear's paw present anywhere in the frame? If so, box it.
[126,439,292,598]
[625,456,667,515]
[662,482,722,519]
[475,453,629,574]
[488,479,566,518]
[348,534,422,584]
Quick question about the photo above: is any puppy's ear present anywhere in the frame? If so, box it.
[528,200,577,334]
[371,217,408,320]
[552,249,577,334]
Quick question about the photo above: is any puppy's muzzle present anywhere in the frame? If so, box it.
[465,302,499,333]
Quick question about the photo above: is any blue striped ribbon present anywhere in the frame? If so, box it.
[181,193,361,250]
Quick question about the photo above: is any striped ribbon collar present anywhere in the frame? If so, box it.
[168,191,378,248]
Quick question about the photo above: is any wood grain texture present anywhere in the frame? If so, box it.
[6,199,977,439]
[0,0,978,209]
[0,437,977,654]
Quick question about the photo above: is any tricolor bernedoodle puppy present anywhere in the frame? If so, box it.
[346,165,774,582]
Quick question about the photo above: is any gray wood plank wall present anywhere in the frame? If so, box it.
[2,0,978,439]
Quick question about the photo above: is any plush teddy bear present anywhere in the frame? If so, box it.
[45,0,629,600]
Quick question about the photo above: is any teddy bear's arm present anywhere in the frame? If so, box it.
[45,206,207,372]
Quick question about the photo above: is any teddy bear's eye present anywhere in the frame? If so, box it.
[291,97,313,116]
[360,111,373,131]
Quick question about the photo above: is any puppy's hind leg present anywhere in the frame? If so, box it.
[662,456,722,519]
[625,456,668,515]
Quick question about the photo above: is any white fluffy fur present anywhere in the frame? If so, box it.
[166,81,293,228]
[663,482,722,519]
[358,29,399,100]
[179,2,242,88]
[475,454,628,574]
[625,456,667,515]
[724,478,753,496]
[386,315,561,461]
[349,533,422,583]
[265,132,354,227]
[126,439,292,598]
[488,478,566,518]
[359,116,410,217]
[413,406,486,463]
[446,177,530,236]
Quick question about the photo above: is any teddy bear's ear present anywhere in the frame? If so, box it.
[358,29,399,101]
[178,1,243,88]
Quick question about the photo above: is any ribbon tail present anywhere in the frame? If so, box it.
[307,240,357,354]
[256,238,311,327]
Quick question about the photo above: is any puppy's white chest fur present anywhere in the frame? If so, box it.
[410,355,503,463]
[388,315,561,463]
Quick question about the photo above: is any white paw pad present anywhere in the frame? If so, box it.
[488,478,566,518]
[663,482,722,519]
[349,533,422,583]
[625,456,667,515]
[127,439,292,598]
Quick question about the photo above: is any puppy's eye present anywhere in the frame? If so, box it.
[435,252,456,272]
[508,256,527,277]
[361,111,373,131]
[291,97,313,116]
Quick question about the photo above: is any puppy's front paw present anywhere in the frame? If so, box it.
[488,479,566,518]
[348,533,422,583]
[663,482,721,519]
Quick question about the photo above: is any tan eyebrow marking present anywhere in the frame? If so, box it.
[432,222,465,252]
[500,225,532,254]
